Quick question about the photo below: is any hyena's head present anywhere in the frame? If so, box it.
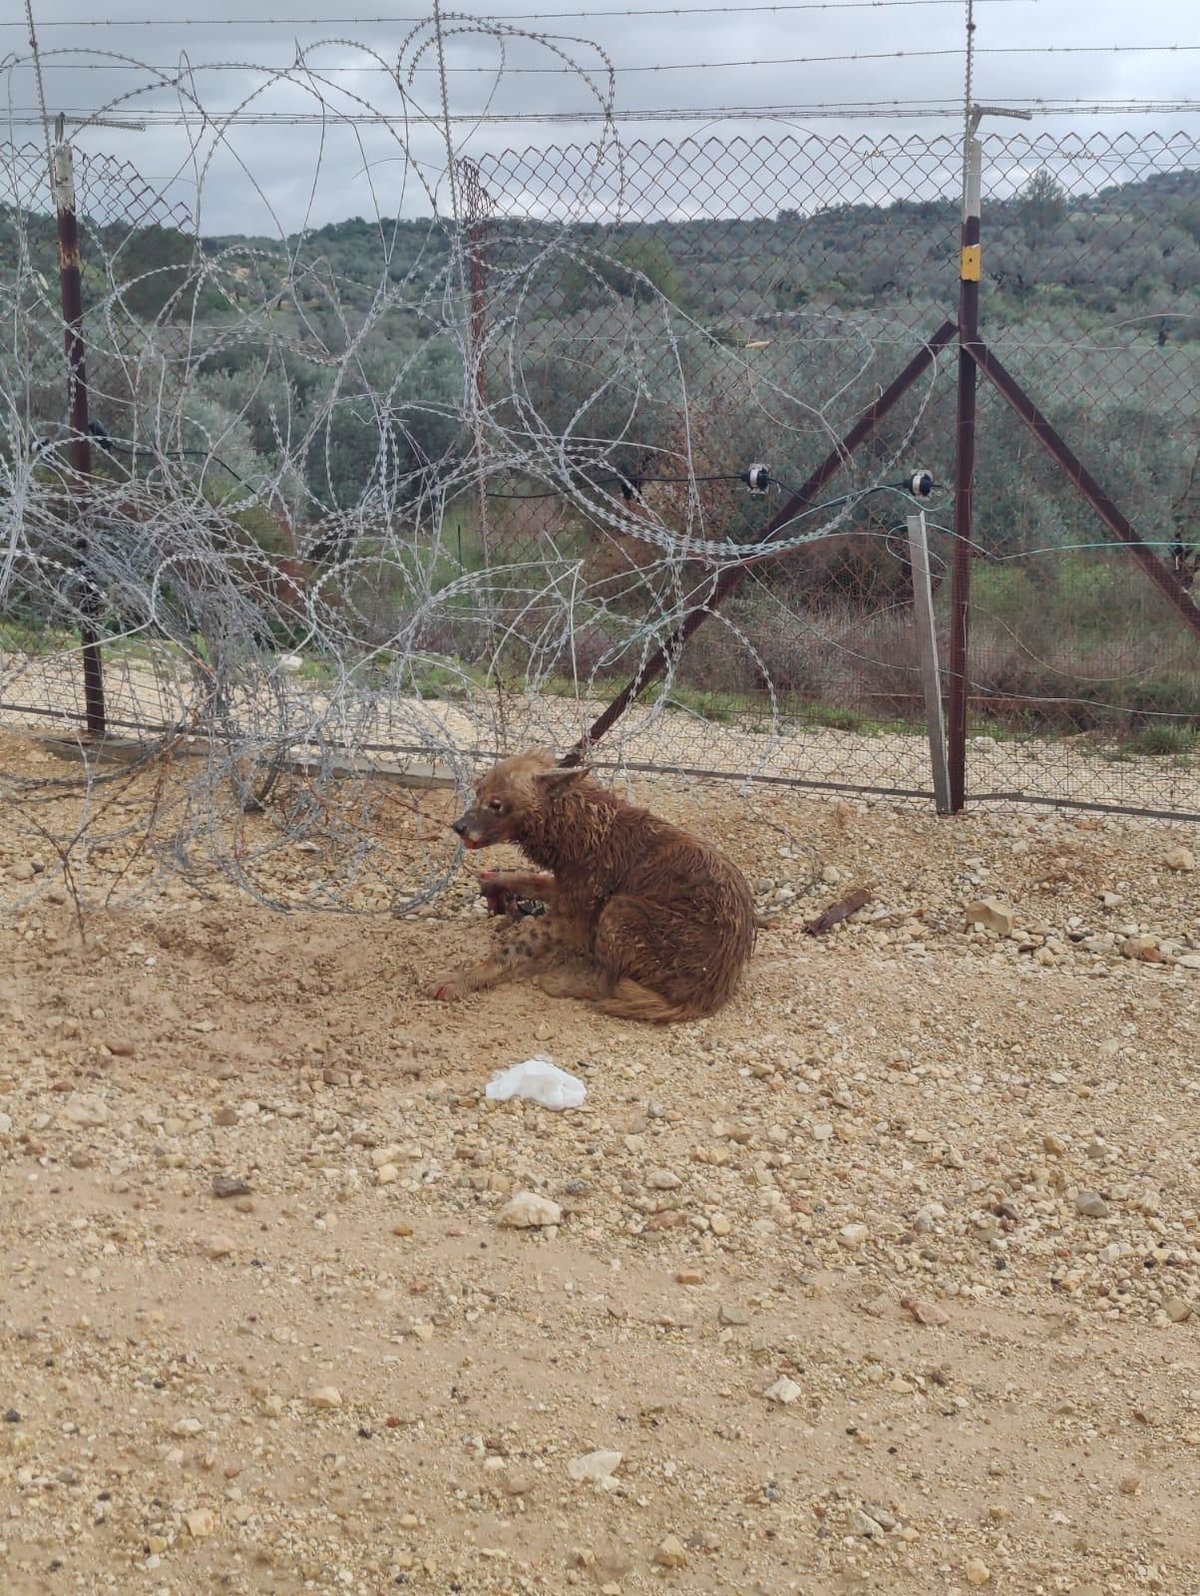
[450,749,590,850]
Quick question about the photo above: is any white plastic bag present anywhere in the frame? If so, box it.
[485,1055,587,1111]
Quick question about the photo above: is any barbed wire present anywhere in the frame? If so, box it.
[0,32,953,917]
[15,43,1200,77]
[3,32,1200,926]
[0,0,1038,25]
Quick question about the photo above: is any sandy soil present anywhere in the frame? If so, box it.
[2,728,1200,1595]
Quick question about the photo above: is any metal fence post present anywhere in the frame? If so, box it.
[946,122,982,812]
[51,122,107,738]
[906,509,952,813]
[460,158,493,580]
[944,121,982,810]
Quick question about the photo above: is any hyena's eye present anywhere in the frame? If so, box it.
[487,799,504,813]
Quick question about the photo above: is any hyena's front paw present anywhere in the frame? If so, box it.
[427,971,472,1002]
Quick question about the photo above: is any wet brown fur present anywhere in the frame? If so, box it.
[429,750,757,1022]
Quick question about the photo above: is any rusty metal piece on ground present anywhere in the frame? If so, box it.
[804,886,873,936]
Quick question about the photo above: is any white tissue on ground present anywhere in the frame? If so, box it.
[485,1056,587,1111]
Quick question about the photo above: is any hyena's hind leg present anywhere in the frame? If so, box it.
[428,917,566,1002]
[534,958,609,1002]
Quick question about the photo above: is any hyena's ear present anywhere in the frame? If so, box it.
[533,763,591,791]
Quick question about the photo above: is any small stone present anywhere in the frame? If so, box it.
[204,1235,235,1261]
[848,1507,879,1537]
[965,897,1015,936]
[964,1557,991,1586]
[185,1508,216,1539]
[1043,1132,1067,1155]
[392,1222,414,1237]
[214,1107,238,1127]
[309,1386,342,1410]
[811,1122,834,1141]
[1164,847,1196,872]
[0,1113,11,1135]
[567,1450,622,1483]
[675,1270,703,1286]
[900,1295,949,1327]
[653,1534,687,1568]
[1122,935,1163,963]
[860,1502,898,1531]
[1163,1296,1193,1324]
[171,1418,203,1436]
[718,1304,751,1326]
[61,1094,107,1129]
[7,860,34,882]
[375,1163,400,1186]
[838,1223,869,1248]
[212,1175,252,1199]
[764,1377,803,1405]
[1075,1191,1110,1219]
[709,1213,732,1237]
[497,1192,562,1229]
[645,1168,682,1191]
[1118,1474,1142,1496]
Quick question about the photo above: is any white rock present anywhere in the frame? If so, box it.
[964,897,1015,936]
[497,1191,562,1229]
[764,1377,803,1405]
[310,1386,342,1410]
[645,1168,682,1191]
[567,1449,623,1483]
[61,1094,108,1129]
[839,1222,870,1248]
[1163,847,1196,872]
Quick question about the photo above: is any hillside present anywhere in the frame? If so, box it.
[2,160,1198,548]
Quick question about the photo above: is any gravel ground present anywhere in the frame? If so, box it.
[2,730,1200,1595]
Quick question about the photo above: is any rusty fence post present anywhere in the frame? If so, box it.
[51,123,107,738]
[946,122,982,813]
[459,158,493,578]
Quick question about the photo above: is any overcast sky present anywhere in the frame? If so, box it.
[3,1,1198,233]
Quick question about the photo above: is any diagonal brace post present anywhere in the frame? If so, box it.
[570,317,958,761]
[966,340,1200,642]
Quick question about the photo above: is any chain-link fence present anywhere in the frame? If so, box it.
[1,138,209,740]
[463,127,1200,812]
[2,124,1199,818]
